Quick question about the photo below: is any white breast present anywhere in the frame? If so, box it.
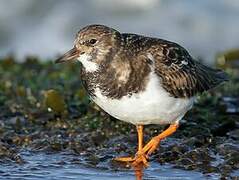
[77,54,98,72]
[92,72,195,125]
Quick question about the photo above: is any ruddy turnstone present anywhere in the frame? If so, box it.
[55,24,228,167]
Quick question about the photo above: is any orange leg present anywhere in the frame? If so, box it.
[133,125,148,167]
[137,125,143,151]
[114,125,146,164]
[114,123,179,168]
[133,123,179,166]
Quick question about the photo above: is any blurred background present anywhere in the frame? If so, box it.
[0,0,239,64]
[0,1,239,179]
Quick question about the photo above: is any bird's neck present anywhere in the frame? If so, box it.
[80,50,151,99]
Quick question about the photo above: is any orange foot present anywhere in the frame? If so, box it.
[114,123,179,167]
[114,151,149,167]
[114,125,149,167]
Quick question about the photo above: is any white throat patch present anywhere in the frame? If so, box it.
[77,54,98,72]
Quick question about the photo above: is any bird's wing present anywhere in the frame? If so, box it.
[144,41,228,98]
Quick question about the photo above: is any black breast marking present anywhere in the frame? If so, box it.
[81,59,151,99]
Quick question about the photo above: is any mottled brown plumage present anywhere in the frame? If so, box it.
[55,24,228,168]
[70,25,227,99]
[56,25,228,99]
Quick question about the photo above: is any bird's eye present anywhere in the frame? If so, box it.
[89,39,97,45]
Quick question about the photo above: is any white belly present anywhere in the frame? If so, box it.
[92,73,195,125]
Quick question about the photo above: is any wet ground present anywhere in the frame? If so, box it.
[0,56,239,179]
[0,151,207,180]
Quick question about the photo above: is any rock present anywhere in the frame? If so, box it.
[0,142,24,164]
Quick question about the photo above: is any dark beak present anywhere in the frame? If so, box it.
[55,47,79,64]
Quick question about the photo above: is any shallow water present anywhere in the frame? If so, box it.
[0,60,238,179]
[0,150,232,180]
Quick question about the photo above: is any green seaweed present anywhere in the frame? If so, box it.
[0,55,238,178]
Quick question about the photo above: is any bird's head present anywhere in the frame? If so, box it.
[55,24,121,72]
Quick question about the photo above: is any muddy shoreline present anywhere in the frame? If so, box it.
[0,57,238,179]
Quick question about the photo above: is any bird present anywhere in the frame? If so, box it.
[55,24,228,167]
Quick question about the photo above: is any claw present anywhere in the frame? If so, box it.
[132,153,149,167]
[114,123,179,171]
[114,156,135,162]
[114,152,149,168]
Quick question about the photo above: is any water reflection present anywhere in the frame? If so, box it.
[0,151,207,179]
[133,164,144,180]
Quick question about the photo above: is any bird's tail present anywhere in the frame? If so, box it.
[197,62,229,89]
